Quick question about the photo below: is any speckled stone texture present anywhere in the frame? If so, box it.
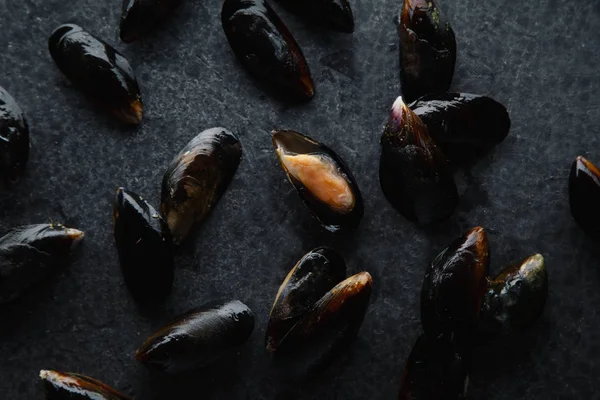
[0,0,599,398]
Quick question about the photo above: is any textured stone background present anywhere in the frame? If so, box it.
[1,0,599,398]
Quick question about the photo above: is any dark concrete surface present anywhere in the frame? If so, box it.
[0,0,599,398]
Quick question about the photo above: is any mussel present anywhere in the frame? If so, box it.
[409,93,511,163]
[0,223,84,304]
[569,156,600,237]
[379,96,458,224]
[398,334,469,400]
[421,227,489,340]
[479,254,547,338]
[274,0,354,33]
[161,127,242,245]
[398,0,456,102]
[135,300,255,373]
[221,0,315,101]
[266,248,372,376]
[113,187,173,305]
[48,24,143,124]
[272,130,363,232]
[0,86,29,185]
[120,0,183,42]
[40,370,131,400]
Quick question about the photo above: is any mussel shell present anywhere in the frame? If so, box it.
[569,156,600,237]
[272,130,364,232]
[0,223,84,304]
[135,300,255,373]
[398,0,456,102]
[479,254,547,338]
[398,334,469,400]
[120,0,183,42]
[40,370,131,400]
[221,0,315,101]
[409,93,511,164]
[161,127,242,245]
[113,187,173,305]
[48,24,143,124]
[274,272,372,376]
[421,227,489,340]
[0,86,29,185]
[266,247,346,352]
[274,0,354,33]
[379,96,458,224]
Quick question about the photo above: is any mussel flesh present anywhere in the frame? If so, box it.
[0,223,84,304]
[48,24,143,124]
[479,254,547,338]
[161,127,242,245]
[0,86,29,185]
[379,96,458,224]
[135,300,255,373]
[398,334,469,400]
[409,93,511,164]
[113,187,173,305]
[274,0,354,33]
[421,227,489,340]
[398,0,456,102]
[221,0,315,101]
[120,0,183,42]
[272,130,363,232]
[569,156,600,237]
[40,370,131,400]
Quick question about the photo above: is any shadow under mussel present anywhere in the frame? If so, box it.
[274,0,354,33]
[0,86,29,186]
[119,0,183,43]
[40,370,131,400]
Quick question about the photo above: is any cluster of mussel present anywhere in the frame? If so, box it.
[381,0,511,223]
[398,227,548,398]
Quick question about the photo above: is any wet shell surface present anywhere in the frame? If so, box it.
[40,370,131,400]
[120,0,183,42]
[569,156,600,237]
[274,0,354,33]
[0,86,29,185]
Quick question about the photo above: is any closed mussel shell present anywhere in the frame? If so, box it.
[398,334,469,400]
[409,93,511,164]
[113,187,173,305]
[0,223,84,304]
[272,130,364,232]
[479,254,548,339]
[48,24,143,124]
[0,86,29,185]
[398,0,456,102]
[379,96,458,224]
[120,0,183,42]
[221,0,315,101]
[266,247,346,352]
[135,300,255,373]
[569,156,600,237]
[40,370,131,400]
[421,227,489,340]
[161,127,242,245]
[274,0,354,33]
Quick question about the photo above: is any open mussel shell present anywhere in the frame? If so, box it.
[421,227,489,340]
[398,0,456,102]
[398,334,469,400]
[379,96,458,224]
[40,370,131,400]
[479,254,547,339]
[274,0,354,33]
[48,24,143,124]
[0,86,29,185]
[221,0,315,101]
[273,271,372,377]
[161,127,242,245]
[113,187,173,305]
[272,130,364,232]
[409,93,511,164]
[266,247,346,352]
[135,300,255,373]
[0,223,84,304]
[120,0,183,42]
[569,156,600,237]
